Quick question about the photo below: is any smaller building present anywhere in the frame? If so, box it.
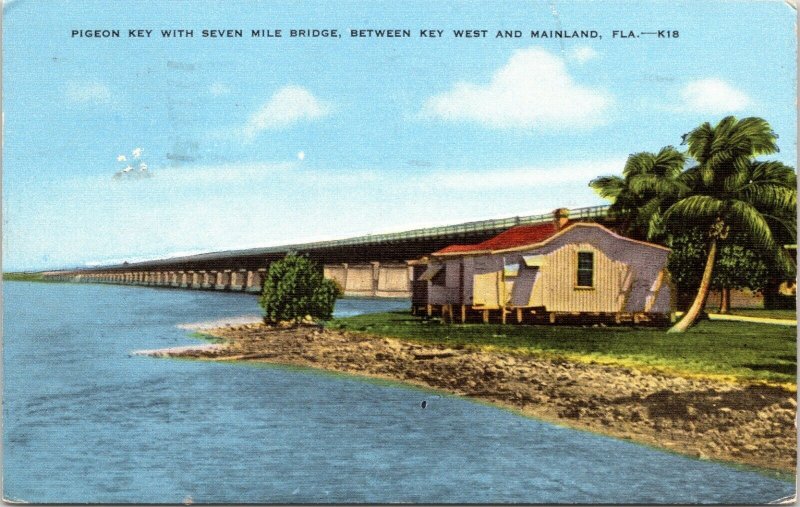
[411,209,674,325]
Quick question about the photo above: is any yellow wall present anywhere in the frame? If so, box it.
[531,243,629,312]
[473,271,500,308]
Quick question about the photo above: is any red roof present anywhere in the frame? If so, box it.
[434,221,569,255]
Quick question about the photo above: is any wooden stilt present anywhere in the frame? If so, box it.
[426,304,432,317]
[614,313,622,324]
[482,310,489,324]
[460,305,466,323]
[549,312,557,324]
[501,308,507,325]
[516,308,523,324]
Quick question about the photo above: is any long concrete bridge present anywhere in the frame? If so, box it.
[40,205,610,297]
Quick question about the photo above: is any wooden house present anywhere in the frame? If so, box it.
[411,209,674,325]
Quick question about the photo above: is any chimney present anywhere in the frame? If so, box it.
[553,208,570,230]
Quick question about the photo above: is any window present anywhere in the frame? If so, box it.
[503,263,520,277]
[577,252,594,287]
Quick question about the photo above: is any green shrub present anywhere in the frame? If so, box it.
[259,254,342,324]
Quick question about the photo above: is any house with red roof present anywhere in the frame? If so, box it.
[411,208,674,325]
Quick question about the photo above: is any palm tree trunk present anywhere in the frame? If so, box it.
[719,287,731,314]
[669,239,718,333]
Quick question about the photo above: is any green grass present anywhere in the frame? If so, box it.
[328,311,797,386]
[711,308,797,320]
[3,272,47,282]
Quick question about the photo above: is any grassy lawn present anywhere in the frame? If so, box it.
[329,312,797,387]
[711,308,797,321]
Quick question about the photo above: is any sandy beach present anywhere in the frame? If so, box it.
[141,321,797,473]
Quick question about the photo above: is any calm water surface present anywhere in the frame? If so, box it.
[3,282,795,503]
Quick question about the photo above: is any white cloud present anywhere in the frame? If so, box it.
[243,85,332,138]
[420,48,612,129]
[676,78,752,114]
[66,81,112,104]
[569,46,599,64]
[209,82,231,96]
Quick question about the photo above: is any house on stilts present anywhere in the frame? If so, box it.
[410,208,675,325]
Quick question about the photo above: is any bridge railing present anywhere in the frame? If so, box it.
[53,205,610,271]
[285,204,610,250]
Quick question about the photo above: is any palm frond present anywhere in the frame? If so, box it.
[652,146,687,178]
[628,174,688,199]
[663,195,724,230]
[683,122,714,164]
[739,184,797,216]
[722,156,753,193]
[726,200,778,252]
[733,117,779,156]
[748,161,797,187]
[589,175,625,201]
[623,152,656,177]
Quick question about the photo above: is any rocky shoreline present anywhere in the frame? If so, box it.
[142,321,797,473]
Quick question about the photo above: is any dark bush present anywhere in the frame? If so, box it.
[259,254,342,324]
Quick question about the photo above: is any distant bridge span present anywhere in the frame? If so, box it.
[42,205,610,297]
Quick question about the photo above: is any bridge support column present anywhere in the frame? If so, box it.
[231,270,246,291]
[323,262,411,298]
[245,269,265,293]
[215,270,230,290]
[179,271,188,288]
[202,271,213,289]
[371,262,380,297]
[324,263,348,294]
[375,263,412,298]
[190,271,201,289]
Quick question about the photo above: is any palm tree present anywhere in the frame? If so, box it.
[664,116,796,333]
[590,146,687,241]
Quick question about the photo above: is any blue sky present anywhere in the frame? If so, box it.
[2,0,797,271]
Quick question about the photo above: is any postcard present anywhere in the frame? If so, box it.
[2,0,797,503]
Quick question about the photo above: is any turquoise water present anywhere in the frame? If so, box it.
[3,282,794,503]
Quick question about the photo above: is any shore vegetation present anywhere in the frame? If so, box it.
[4,272,47,282]
[259,253,342,324]
[328,311,797,386]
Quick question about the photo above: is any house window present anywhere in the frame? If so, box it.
[503,263,520,277]
[577,252,594,287]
